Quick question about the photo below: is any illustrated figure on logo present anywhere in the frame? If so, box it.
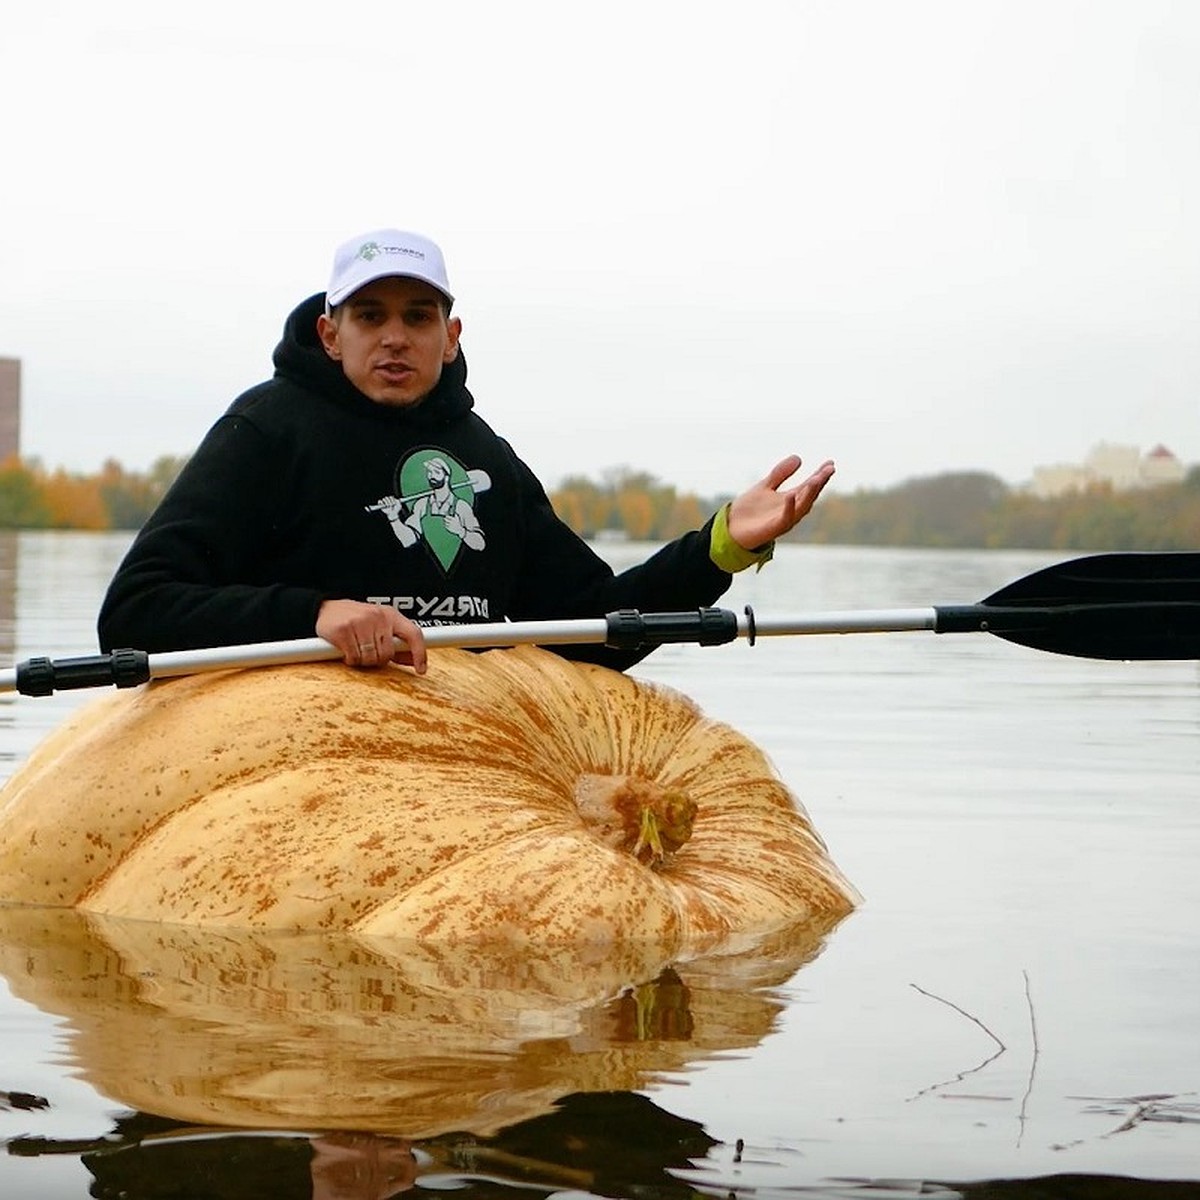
[366,450,489,571]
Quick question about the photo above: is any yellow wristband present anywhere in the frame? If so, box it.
[709,503,775,573]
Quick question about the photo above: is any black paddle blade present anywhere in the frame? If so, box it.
[980,552,1200,660]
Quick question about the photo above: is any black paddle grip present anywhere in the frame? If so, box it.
[605,607,739,649]
[15,648,151,697]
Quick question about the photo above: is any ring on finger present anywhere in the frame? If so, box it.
[357,642,375,653]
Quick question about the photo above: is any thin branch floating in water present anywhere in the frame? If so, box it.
[906,983,1007,1102]
[1017,969,1039,1147]
[909,983,1006,1050]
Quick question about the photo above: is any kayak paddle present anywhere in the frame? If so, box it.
[1,551,1196,697]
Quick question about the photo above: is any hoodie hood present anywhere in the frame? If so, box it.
[271,293,474,428]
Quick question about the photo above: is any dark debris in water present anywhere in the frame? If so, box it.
[0,1088,49,1112]
[1052,1093,1200,1145]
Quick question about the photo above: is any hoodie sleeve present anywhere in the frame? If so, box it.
[506,455,733,670]
[97,415,327,653]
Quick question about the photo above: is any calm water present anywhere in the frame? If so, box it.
[0,531,1197,1198]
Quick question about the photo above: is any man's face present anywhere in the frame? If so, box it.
[317,276,461,407]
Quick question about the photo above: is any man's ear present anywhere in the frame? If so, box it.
[317,312,342,361]
[444,315,463,362]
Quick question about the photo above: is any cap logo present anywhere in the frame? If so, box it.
[355,241,427,264]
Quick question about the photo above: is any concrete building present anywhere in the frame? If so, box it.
[1028,441,1187,498]
[1141,443,1188,487]
[0,357,19,462]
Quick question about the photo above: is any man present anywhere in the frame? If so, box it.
[97,229,834,673]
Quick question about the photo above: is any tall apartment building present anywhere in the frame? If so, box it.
[0,358,17,658]
[0,357,20,461]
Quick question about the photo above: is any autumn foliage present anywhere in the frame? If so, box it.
[550,468,717,542]
[0,456,186,531]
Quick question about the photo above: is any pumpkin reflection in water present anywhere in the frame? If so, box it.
[0,646,859,941]
[0,905,843,1137]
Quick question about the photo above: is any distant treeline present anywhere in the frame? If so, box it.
[547,466,1200,552]
[1,456,1197,551]
[549,468,732,541]
[0,456,187,530]
[794,468,1200,551]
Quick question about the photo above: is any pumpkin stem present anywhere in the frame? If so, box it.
[632,803,666,864]
[572,774,697,869]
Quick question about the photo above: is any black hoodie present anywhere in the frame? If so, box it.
[97,295,732,669]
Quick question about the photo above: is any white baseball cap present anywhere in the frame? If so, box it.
[325,229,454,308]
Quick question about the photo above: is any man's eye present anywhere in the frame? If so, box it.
[406,309,434,325]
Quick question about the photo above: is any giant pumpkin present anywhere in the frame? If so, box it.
[0,645,858,942]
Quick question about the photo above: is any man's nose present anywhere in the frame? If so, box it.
[379,318,410,346]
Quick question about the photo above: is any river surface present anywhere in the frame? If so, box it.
[0,532,1196,1198]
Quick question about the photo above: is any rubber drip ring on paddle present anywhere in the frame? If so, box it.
[744,605,757,646]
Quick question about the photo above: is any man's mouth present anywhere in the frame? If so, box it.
[376,362,414,383]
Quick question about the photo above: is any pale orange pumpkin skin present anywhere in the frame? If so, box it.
[0,646,859,943]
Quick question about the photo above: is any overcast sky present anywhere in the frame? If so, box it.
[2,0,1196,498]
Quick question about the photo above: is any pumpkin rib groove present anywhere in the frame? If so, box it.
[73,788,219,909]
[685,813,835,861]
[81,763,566,916]
[82,764,585,929]
[343,782,705,940]
[352,829,685,944]
[339,811,627,934]
[670,853,862,917]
